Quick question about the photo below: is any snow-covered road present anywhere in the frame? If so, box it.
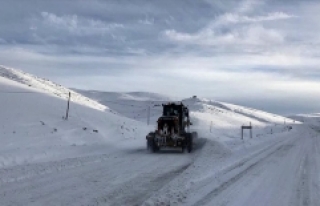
[0,152,183,205]
[0,142,202,206]
[1,125,320,206]
[185,125,320,206]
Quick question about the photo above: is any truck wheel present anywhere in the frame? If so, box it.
[187,134,193,153]
[147,133,158,153]
[181,144,185,153]
[147,139,153,151]
[192,131,198,139]
[150,139,159,153]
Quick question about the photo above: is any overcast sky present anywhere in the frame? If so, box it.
[0,0,320,115]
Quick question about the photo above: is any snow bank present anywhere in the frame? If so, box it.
[0,75,150,168]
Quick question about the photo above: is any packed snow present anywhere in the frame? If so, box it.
[1,65,320,206]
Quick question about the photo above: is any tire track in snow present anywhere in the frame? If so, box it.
[0,148,194,206]
[140,135,289,206]
[0,153,117,185]
[293,130,320,206]
[295,155,310,206]
[192,138,295,206]
[185,137,288,203]
[96,163,191,206]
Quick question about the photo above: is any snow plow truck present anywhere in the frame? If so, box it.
[146,102,197,153]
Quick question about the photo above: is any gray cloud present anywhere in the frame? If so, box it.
[0,0,320,115]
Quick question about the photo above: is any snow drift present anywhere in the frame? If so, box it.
[0,66,151,168]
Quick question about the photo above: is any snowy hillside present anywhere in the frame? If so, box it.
[76,89,299,147]
[0,69,194,205]
[1,66,312,206]
[0,73,151,168]
[74,89,177,123]
[76,89,296,125]
[0,65,107,111]
[74,90,175,102]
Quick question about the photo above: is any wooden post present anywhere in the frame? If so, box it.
[65,92,71,120]
[241,126,243,140]
[147,105,150,125]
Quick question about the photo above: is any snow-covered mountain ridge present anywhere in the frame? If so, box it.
[76,89,299,144]
[0,65,151,169]
[0,65,107,111]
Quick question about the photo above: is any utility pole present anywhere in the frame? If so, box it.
[65,92,71,120]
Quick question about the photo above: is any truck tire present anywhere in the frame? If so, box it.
[181,144,185,153]
[147,133,158,153]
[192,131,198,139]
[151,139,159,153]
[186,133,193,153]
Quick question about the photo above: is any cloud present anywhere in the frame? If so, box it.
[1,0,320,114]
[163,1,294,49]
[203,0,260,14]
[217,12,295,24]
[164,24,284,46]
[138,16,154,25]
[1,42,320,115]
[41,12,78,30]
[0,38,6,44]
[238,0,261,13]
[163,1,298,59]
[163,2,294,48]
[39,12,124,36]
